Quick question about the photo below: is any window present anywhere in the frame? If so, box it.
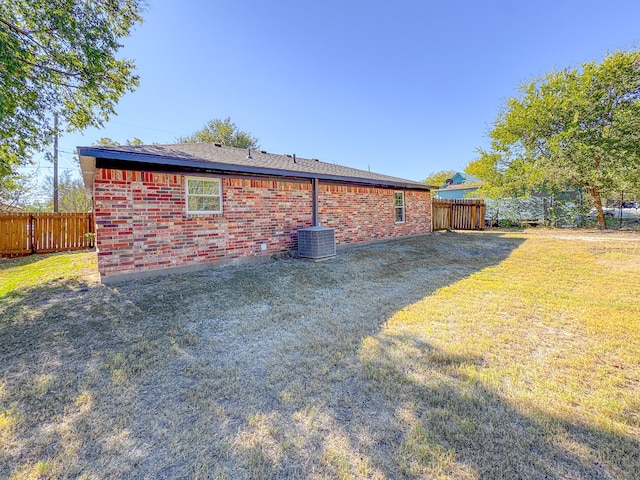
[186,177,222,214]
[394,191,405,223]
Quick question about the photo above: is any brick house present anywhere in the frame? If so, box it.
[78,143,433,282]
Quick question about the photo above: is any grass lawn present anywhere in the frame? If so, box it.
[1,230,638,479]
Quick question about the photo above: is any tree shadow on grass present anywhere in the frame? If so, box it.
[1,233,636,478]
[349,335,638,478]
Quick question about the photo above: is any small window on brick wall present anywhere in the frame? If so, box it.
[186,177,222,214]
[394,191,405,223]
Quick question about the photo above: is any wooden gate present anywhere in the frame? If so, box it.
[432,199,485,231]
[0,212,94,257]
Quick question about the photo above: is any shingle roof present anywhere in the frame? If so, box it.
[77,143,432,191]
[438,182,485,191]
[452,172,481,184]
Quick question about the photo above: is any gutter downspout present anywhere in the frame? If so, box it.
[312,178,319,227]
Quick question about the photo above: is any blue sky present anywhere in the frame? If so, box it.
[28,0,640,183]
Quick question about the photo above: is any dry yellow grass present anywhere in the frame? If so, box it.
[369,230,639,478]
[0,230,638,478]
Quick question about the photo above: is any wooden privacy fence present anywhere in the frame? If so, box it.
[0,212,94,257]
[432,199,485,231]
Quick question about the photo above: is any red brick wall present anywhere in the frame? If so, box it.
[319,184,431,244]
[94,169,431,278]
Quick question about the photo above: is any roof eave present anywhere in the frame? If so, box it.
[79,154,96,190]
[77,147,431,191]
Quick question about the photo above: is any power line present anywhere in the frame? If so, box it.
[107,119,182,137]
[19,152,76,169]
[56,120,182,147]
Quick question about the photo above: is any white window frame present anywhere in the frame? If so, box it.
[394,191,405,224]
[185,177,223,214]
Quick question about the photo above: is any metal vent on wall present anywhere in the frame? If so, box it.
[297,226,336,259]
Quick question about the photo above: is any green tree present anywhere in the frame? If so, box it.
[422,170,456,188]
[57,171,92,212]
[95,137,144,146]
[484,49,640,228]
[35,170,92,212]
[465,150,548,199]
[95,137,121,146]
[0,0,144,176]
[178,117,259,149]
[0,171,29,211]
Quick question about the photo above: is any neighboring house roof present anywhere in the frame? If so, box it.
[450,172,480,185]
[78,143,433,191]
[438,182,485,191]
[436,171,486,199]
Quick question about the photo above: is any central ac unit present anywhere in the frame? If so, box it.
[297,226,336,259]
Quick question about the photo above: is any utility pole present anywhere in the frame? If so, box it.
[53,113,59,212]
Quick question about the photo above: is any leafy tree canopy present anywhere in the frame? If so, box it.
[481,49,640,228]
[49,170,92,212]
[23,170,91,212]
[95,137,144,146]
[178,117,259,149]
[0,0,144,176]
[0,171,30,211]
[422,170,456,188]
[465,150,549,199]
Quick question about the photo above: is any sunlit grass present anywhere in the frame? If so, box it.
[8,460,54,480]
[370,230,640,477]
[1,231,638,478]
[0,251,97,298]
[0,407,18,444]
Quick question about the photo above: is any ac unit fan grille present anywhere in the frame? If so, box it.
[297,227,336,259]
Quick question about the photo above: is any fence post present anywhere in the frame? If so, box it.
[29,214,35,253]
